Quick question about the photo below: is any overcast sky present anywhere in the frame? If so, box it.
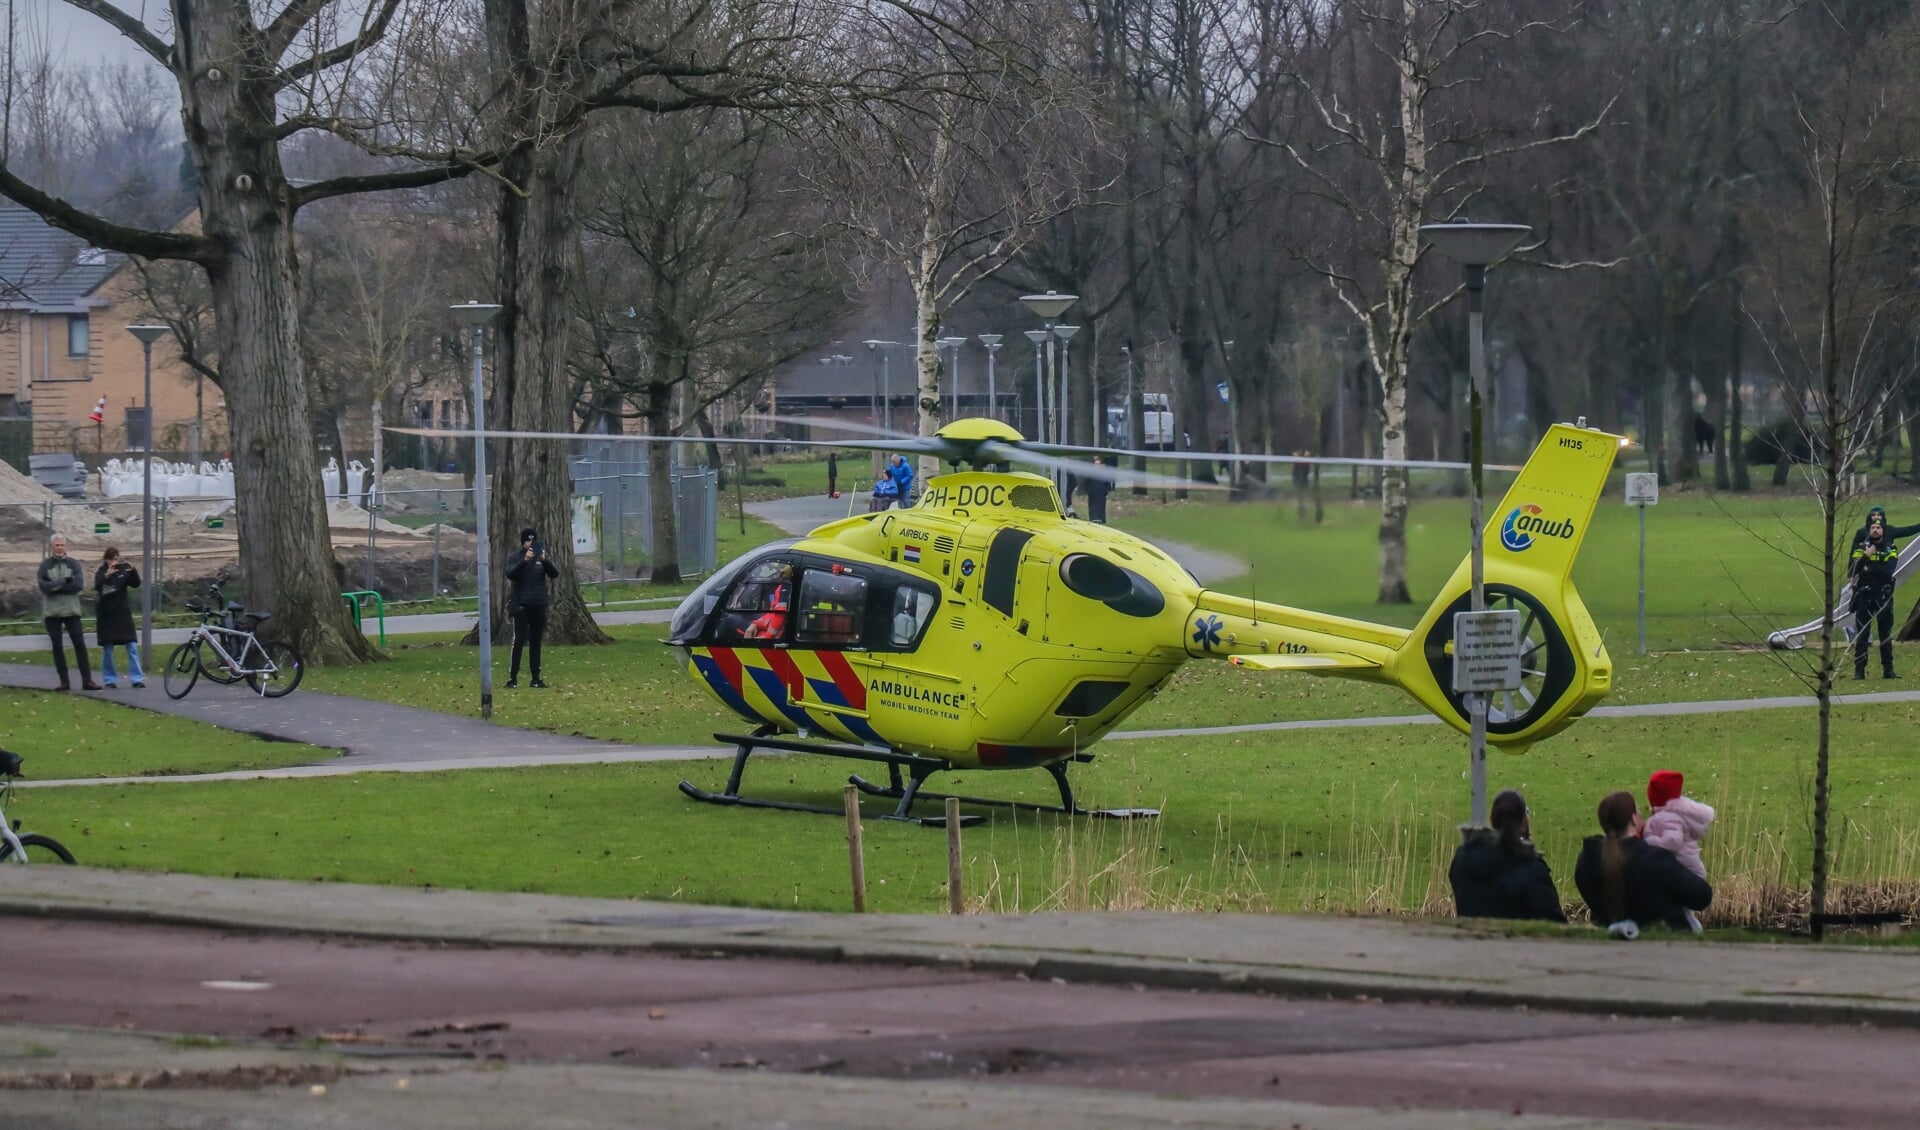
[12,0,172,73]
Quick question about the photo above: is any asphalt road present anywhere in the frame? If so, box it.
[5,918,1913,1129]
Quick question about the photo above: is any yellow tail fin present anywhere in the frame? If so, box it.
[1391,422,1621,748]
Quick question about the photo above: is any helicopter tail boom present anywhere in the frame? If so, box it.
[1187,421,1620,748]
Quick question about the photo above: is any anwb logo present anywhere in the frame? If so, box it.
[1501,504,1576,552]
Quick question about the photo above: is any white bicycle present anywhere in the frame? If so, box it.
[163,584,305,700]
[0,748,76,864]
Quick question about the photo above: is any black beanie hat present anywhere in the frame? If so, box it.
[520,527,538,542]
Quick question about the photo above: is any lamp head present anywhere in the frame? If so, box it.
[1019,290,1078,321]
[450,301,504,327]
[1418,221,1531,268]
[977,333,1002,347]
[1024,329,1049,344]
[125,324,170,345]
[1053,325,1080,342]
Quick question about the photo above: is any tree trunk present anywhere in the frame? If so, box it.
[645,384,681,585]
[181,9,375,664]
[484,133,610,647]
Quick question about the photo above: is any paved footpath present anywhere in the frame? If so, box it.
[5,867,1919,1033]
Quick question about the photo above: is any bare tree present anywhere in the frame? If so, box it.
[1269,0,1607,602]
[820,2,1097,479]
[576,105,849,582]
[1741,14,1920,934]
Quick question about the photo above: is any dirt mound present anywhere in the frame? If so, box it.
[0,459,63,505]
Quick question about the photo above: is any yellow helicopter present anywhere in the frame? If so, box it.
[658,416,1619,825]
[397,416,1620,825]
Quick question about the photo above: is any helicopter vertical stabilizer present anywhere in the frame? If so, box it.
[1390,421,1622,747]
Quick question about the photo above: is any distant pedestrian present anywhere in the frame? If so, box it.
[827,452,839,498]
[1448,789,1566,922]
[1849,518,1900,679]
[93,547,143,688]
[505,526,558,688]
[37,534,99,691]
[1083,457,1111,524]
[887,453,914,508]
[1573,790,1712,937]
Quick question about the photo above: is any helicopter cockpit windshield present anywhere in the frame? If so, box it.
[668,539,799,643]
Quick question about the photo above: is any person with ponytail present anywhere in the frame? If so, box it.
[1448,789,1566,921]
[1573,790,1713,937]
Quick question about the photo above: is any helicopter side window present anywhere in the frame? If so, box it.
[720,559,795,643]
[795,571,868,647]
[889,586,935,647]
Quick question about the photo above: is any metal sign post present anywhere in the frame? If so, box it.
[1626,473,1659,655]
[1453,608,1525,827]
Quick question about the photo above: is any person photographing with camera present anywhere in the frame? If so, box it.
[1850,518,1900,680]
[505,526,559,688]
[93,547,143,688]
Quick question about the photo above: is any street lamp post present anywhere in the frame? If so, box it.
[125,325,170,662]
[978,334,1002,420]
[1054,326,1079,454]
[863,340,898,431]
[1419,220,1530,829]
[1020,292,1078,497]
[1023,330,1049,442]
[1221,339,1238,485]
[937,336,966,420]
[452,301,504,720]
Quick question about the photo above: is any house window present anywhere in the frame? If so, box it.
[67,316,90,357]
[125,407,151,452]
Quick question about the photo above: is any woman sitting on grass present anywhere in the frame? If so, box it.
[1448,789,1567,922]
[1573,790,1713,938]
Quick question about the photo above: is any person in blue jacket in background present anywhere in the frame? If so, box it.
[888,454,915,508]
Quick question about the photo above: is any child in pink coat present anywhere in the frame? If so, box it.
[1643,769,1714,881]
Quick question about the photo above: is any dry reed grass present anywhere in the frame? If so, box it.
[963,792,1920,931]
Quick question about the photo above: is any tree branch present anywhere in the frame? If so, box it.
[57,0,171,66]
[273,0,405,89]
[290,156,505,208]
[0,165,218,263]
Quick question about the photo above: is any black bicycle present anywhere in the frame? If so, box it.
[0,748,76,864]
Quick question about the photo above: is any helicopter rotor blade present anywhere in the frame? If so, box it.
[1020,439,1524,473]
[972,439,1227,491]
[383,426,942,457]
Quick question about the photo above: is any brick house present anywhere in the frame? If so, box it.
[0,204,217,459]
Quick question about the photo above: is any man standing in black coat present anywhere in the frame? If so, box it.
[1850,519,1900,679]
[505,527,559,688]
[1083,457,1112,524]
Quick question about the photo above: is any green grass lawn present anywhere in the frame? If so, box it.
[21,700,1918,924]
[0,688,331,778]
[1113,488,1896,652]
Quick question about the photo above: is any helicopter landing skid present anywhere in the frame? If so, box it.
[679,731,986,828]
[848,756,1159,821]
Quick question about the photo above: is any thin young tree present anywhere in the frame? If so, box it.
[1741,18,1920,934]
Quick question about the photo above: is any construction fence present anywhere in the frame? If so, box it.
[0,462,718,627]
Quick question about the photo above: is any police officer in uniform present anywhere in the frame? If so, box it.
[1850,518,1900,679]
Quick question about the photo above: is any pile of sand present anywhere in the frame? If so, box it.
[0,459,64,506]
[328,499,420,536]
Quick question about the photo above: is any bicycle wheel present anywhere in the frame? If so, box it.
[201,637,244,685]
[0,833,76,864]
[245,640,304,698]
[163,641,202,700]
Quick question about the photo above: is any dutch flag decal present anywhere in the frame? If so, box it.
[903,545,922,564]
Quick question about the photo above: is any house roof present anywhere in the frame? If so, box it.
[0,205,119,311]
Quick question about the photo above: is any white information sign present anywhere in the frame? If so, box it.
[1452,609,1524,693]
[1625,472,1659,507]
[571,495,600,554]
